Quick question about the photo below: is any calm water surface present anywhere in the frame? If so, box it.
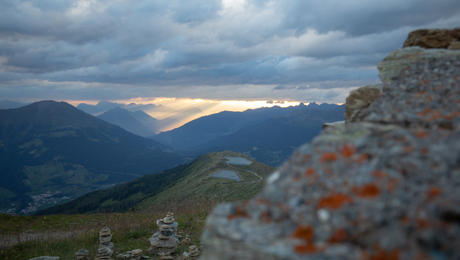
[224,157,252,165]
[211,170,241,181]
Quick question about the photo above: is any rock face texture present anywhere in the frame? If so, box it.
[201,33,460,260]
[403,28,460,49]
[344,84,383,122]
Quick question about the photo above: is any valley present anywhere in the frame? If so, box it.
[0,99,343,215]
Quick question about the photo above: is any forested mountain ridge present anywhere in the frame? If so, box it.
[0,101,184,215]
[152,102,340,149]
[36,151,276,215]
[189,105,345,166]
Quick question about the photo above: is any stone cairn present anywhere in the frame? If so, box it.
[96,246,112,260]
[183,245,200,260]
[116,249,147,260]
[156,211,179,237]
[75,248,89,260]
[97,227,114,259]
[147,212,180,255]
[180,234,191,245]
[159,252,174,260]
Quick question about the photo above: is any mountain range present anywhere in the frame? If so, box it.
[0,101,185,214]
[97,107,178,137]
[151,102,339,149]
[77,101,203,132]
[191,106,345,166]
[0,100,29,109]
[0,100,344,215]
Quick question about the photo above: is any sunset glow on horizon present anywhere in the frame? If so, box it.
[64,98,308,132]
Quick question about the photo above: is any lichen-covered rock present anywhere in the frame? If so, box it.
[403,28,460,49]
[201,41,460,260]
[344,84,383,122]
[356,48,460,130]
[377,47,460,85]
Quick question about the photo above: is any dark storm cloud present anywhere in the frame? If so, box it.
[0,0,459,102]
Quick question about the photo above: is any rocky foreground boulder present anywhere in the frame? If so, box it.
[201,30,460,260]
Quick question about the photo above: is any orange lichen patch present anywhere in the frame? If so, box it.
[328,228,347,243]
[304,167,315,177]
[417,80,429,84]
[368,248,400,260]
[372,170,386,179]
[417,218,430,229]
[260,211,271,223]
[340,144,355,158]
[427,111,454,121]
[417,108,431,116]
[427,187,441,198]
[304,154,311,161]
[320,152,338,162]
[352,184,380,198]
[399,216,410,224]
[421,147,428,154]
[415,130,429,138]
[418,91,426,95]
[318,194,353,209]
[292,226,314,239]
[227,205,249,220]
[292,226,318,254]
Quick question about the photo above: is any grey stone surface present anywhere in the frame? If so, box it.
[355,48,460,130]
[377,47,460,85]
[344,84,382,123]
[75,248,90,260]
[201,41,460,260]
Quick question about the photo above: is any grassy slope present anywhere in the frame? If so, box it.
[0,151,276,259]
[136,151,276,210]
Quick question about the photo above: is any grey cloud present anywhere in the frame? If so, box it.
[266,100,273,104]
[322,90,340,99]
[273,85,297,90]
[248,0,460,36]
[1,0,459,102]
[105,5,124,17]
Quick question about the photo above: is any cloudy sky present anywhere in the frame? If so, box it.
[1,0,459,107]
